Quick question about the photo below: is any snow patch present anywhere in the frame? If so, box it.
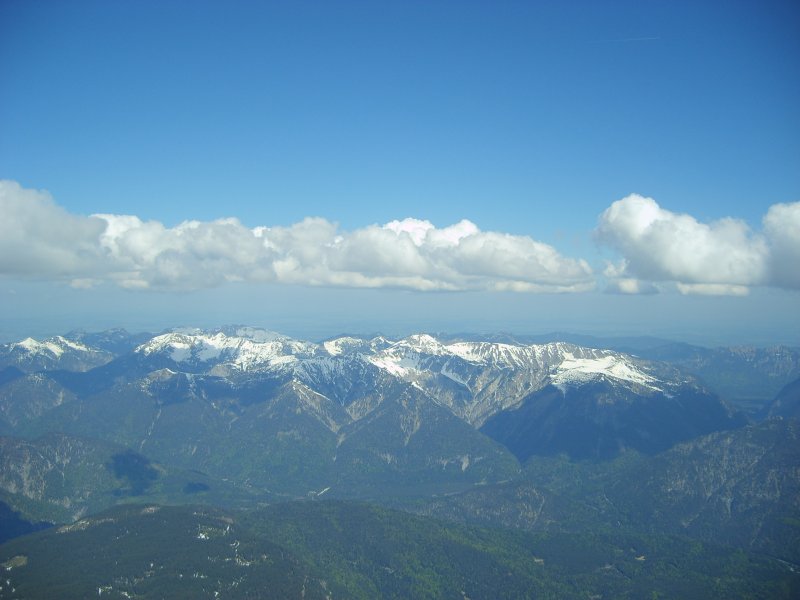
[552,353,661,390]
[136,330,318,370]
[369,356,409,376]
[323,337,364,356]
[11,336,93,358]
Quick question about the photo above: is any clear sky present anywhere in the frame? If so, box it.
[1,0,798,345]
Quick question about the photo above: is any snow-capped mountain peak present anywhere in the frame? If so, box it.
[131,330,671,410]
[358,334,674,424]
[135,329,320,371]
[551,352,661,391]
[11,336,93,358]
[0,335,113,372]
[323,337,357,356]
[322,336,393,357]
[399,334,449,355]
[222,326,286,343]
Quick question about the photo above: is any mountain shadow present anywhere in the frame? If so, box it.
[108,451,159,496]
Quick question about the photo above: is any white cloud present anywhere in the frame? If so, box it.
[8,181,794,297]
[248,216,594,292]
[675,283,750,296]
[596,194,800,294]
[0,180,593,293]
[763,202,800,289]
[95,214,274,290]
[604,278,659,295]
[0,180,107,277]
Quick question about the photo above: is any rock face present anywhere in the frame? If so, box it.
[364,337,643,426]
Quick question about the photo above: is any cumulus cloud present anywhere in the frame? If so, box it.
[763,202,800,289]
[0,180,594,293]
[0,180,107,276]
[604,277,659,295]
[596,194,800,294]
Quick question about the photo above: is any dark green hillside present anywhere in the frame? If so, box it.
[250,501,800,599]
[0,433,262,525]
[767,376,800,418]
[0,504,328,600]
[331,383,520,497]
[481,382,745,461]
[418,420,800,564]
[21,374,519,499]
[0,501,50,543]
[0,367,23,388]
[1,500,796,599]
[245,501,568,599]
[606,418,800,562]
[21,377,340,495]
[0,373,77,434]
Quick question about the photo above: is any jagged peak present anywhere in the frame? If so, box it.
[323,335,393,357]
[134,328,320,371]
[387,334,452,357]
[10,335,95,357]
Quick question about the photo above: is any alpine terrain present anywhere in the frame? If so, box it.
[0,326,797,598]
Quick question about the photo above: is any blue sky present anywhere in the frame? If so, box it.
[1,0,798,345]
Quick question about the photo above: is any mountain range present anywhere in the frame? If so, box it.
[0,326,798,597]
[1,327,750,493]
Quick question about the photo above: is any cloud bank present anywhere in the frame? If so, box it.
[3,182,797,296]
[596,194,800,294]
[0,180,593,293]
